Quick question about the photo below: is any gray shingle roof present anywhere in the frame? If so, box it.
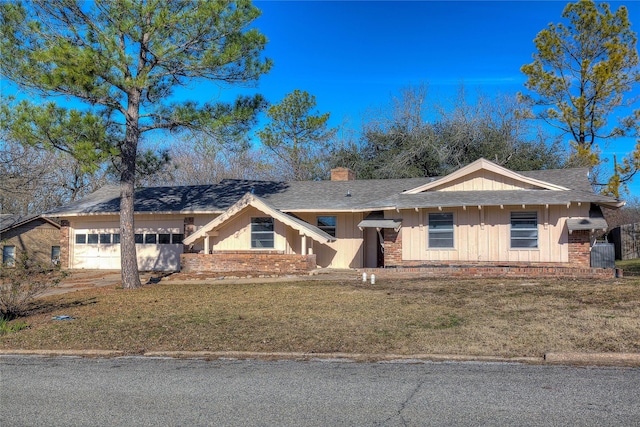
[0,214,23,232]
[47,166,622,217]
[0,214,60,233]
[371,189,621,210]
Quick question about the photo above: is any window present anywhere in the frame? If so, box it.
[2,246,16,267]
[145,234,157,244]
[135,234,144,244]
[158,234,171,244]
[172,234,184,244]
[251,217,274,248]
[317,216,337,237]
[87,233,99,244]
[100,233,111,244]
[51,246,61,265]
[511,212,538,248]
[75,234,87,244]
[429,213,454,248]
[113,234,120,244]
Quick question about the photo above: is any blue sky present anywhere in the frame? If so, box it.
[223,0,638,197]
[2,1,638,196]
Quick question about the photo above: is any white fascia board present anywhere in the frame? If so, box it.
[403,158,570,194]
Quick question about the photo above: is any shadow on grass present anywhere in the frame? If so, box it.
[146,272,176,284]
[25,297,98,317]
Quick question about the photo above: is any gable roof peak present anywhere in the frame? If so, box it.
[403,158,570,194]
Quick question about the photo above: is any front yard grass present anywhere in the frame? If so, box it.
[1,276,639,358]
[617,258,640,276]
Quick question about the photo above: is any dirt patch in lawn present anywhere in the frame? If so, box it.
[1,276,639,358]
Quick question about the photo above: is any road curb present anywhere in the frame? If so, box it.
[144,351,544,364]
[2,350,639,366]
[544,352,640,366]
[0,349,126,357]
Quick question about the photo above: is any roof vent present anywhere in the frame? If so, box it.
[346,189,351,197]
[331,167,356,181]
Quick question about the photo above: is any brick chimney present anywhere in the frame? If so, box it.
[331,167,356,181]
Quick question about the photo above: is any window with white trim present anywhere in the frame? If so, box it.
[510,212,538,248]
[251,217,274,248]
[428,212,454,248]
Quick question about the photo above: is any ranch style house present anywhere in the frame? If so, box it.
[47,158,624,277]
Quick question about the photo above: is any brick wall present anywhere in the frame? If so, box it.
[60,220,70,268]
[568,230,591,267]
[1,218,61,266]
[383,229,402,267]
[180,251,317,275]
[330,167,356,181]
[362,264,618,279]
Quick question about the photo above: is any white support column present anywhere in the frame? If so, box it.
[301,234,307,256]
[204,235,210,254]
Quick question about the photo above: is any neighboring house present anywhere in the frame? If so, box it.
[0,214,61,266]
[608,223,640,260]
[48,158,624,276]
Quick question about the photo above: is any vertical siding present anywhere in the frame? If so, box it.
[212,207,290,252]
[433,170,538,191]
[400,203,589,263]
[297,212,364,269]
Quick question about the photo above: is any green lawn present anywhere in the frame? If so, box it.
[617,258,640,276]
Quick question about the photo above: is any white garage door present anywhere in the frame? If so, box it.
[72,231,183,271]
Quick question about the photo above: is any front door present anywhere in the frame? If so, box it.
[377,228,384,268]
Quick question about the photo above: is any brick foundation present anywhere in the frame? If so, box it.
[383,228,402,267]
[362,263,617,279]
[180,251,317,275]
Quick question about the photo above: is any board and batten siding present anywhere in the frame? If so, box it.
[295,212,365,269]
[211,206,293,254]
[430,169,538,192]
[208,209,364,268]
[399,203,588,264]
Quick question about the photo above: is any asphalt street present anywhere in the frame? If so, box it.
[1,355,639,426]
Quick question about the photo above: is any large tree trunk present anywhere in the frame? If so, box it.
[120,92,142,290]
